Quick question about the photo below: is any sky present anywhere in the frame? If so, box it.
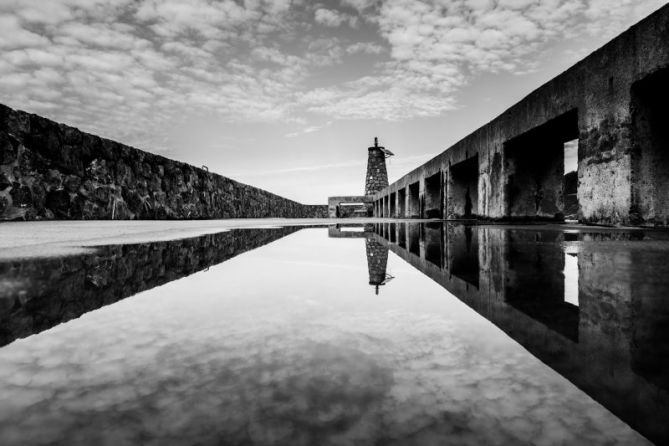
[0,0,666,204]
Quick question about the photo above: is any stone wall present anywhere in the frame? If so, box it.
[0,104,327,220]
[365,146,388,196]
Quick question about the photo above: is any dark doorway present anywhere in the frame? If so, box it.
[449,156,478,219]
[505,110,579,220]
[397,187,407,218]
[424,172,443,219]
[631,67,669,225]
[408,182,420,218]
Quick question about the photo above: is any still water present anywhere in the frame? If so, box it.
[0,222,667,445]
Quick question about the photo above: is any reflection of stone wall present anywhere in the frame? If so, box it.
[0,104,327,220]
[0,227,299,346]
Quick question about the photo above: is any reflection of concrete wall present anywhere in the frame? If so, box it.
[504,231,578,341]
[374,222,669,444]
[446,224,479,287]
[0,227,299,346]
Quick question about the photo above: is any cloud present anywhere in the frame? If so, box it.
[284,121,332,138]
[346,42,385,54]
[0,0,665,152]
[314,8,348,27]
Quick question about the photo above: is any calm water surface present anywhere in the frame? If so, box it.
[0,223,667,445]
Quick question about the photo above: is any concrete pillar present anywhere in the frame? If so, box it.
[405,188,410,218]
[419,178,426,219]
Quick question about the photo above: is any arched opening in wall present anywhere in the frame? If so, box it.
[424,172,443,219]
[389,192,397,217]
[631,67,669,226]
[383,195,388,218]
[397,187,407,217]
[504,109,579,220]
[449,156,479,219]
[408,182,420,218]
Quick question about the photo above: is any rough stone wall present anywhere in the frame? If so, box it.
[0,226,299,346]
[365,147,388,196]
[0,104,327,221]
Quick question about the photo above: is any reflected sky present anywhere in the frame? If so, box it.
[0,225,661,445]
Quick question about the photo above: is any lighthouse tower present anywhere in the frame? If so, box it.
[365,137,392,196]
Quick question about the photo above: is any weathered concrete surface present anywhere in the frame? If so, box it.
[373,4,669,226]
[0,104,327,221]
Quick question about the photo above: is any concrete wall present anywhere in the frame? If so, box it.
[373,5,669,226]
[0,104,326,221]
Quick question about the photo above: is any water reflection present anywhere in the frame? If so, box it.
[0,227,299,347]
[0,223,666,445]
[343,222,669,444]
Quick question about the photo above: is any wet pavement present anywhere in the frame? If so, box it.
[0,221,667,445]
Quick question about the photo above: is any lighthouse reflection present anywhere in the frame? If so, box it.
[329,222,669,444]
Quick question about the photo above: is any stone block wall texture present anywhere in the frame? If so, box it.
[365,147,388,196]
[0,104,327,220]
